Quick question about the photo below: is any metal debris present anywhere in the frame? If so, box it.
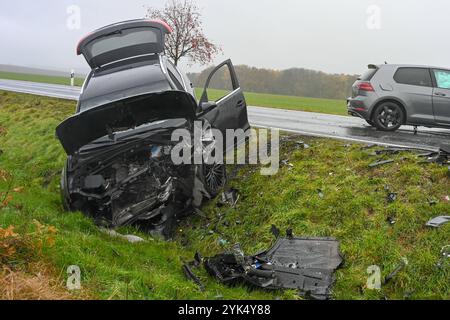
[426,216,450,228]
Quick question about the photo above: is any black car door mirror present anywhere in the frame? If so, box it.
[199,101,217,113]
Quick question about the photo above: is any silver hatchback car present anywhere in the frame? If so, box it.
[348,64,450,131]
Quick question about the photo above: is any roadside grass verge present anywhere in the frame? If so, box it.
[0,90,449,300]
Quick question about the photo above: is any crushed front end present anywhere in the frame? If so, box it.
[56,91,200,238]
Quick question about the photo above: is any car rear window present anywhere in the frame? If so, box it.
[394,67,432,87]
[358,68,378,81]
[86,27,159,57]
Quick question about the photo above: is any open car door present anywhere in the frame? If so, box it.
[77,19,172,69]
[198,59,250,135]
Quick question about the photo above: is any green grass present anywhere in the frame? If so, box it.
[196,88,347,115]
[1,90,449,300]
[0,71,346,115]
[0,71,85,87]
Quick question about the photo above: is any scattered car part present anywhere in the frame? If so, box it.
[436,245,450,269]
[386,216,396,225]
[421,145,450,166]
[317,189,324,199]
[383,258,408,285]
[270,224,280,239]
[201,236,343,300]
[369,159,395,168]
[426,216,450,228]
[182,262,205,292]
[387,193,398,203]
[219,189,239,208]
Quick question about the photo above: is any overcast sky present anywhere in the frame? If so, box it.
[0,0,449,75]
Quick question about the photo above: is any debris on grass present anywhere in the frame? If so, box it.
[281,159,294,169]
[182,252,205,291]
[219,189,239,208]
[201,236,343,300]
[387,193,398,203]
[426,216,450,228]
[420,145,450,166]
[383,258,408,285]
[369,159,395,168]
[386,216,397,225]
[436,246,450,269]
[317,189,324,199]
[100,228,146,244]
[270,224,280,239]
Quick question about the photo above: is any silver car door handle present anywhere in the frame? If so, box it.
[435,92,447,97]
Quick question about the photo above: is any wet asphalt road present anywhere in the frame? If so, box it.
[1,79,449,151]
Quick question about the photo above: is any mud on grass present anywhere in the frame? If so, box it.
[0,90,449,300]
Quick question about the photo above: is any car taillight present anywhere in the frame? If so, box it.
[357,82,375,92]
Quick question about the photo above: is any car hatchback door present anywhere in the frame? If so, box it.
[431,69,450,125]
[198,59,250,135]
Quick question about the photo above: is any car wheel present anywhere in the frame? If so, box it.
[200,163,227,198]
[372,102,405,132]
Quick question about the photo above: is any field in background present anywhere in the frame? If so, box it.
[195,88,347,115]
[0,90,449,300]
[0,71,347,115]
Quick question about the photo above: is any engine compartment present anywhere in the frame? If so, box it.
[65,141,195,236]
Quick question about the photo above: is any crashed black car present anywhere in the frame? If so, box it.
[56,19,250,238]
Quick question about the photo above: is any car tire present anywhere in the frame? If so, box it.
[372,102,405,132]
[199,163,227,198]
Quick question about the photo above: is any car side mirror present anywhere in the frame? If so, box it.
[199,101,217,113]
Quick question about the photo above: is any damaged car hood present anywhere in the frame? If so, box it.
[56,91,198,155]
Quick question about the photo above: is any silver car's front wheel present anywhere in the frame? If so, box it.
[373,102,405,132]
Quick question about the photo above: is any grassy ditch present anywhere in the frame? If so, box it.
[0,90,448,300]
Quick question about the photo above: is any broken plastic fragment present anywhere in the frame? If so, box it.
[220,189,239,207]
[369,159,395,168]
[270,224,280,239]
[387,193,397,203]
[426,216,450,228]
[201,237,343,300]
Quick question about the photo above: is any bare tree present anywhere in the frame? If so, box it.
[145,0,221,66]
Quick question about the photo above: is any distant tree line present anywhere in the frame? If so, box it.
[188,65,358,100]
